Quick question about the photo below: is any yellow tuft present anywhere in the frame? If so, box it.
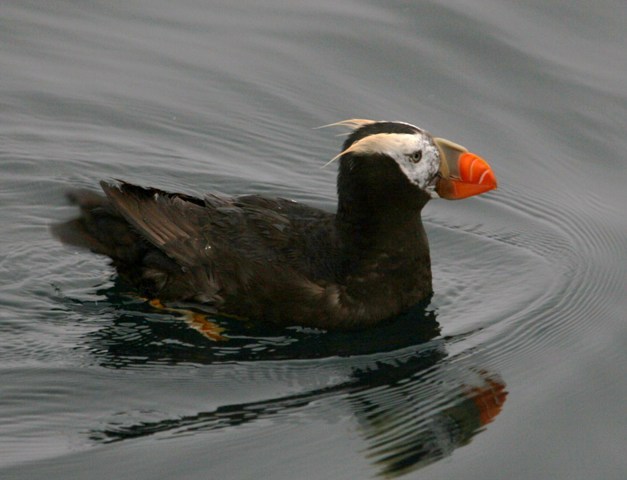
[319,119,378,168]
[316,118,377,131]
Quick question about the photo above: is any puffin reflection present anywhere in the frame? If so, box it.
[83,296,507,477]
[352,366,506,477]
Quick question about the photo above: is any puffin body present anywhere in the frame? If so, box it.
[52,119,496,330]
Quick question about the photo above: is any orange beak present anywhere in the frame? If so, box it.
[434,138,497,200]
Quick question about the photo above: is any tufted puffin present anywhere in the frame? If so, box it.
[52,119,496,330]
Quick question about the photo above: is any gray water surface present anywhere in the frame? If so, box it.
[1,1,626,479]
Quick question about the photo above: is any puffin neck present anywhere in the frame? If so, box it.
[335,153,431,253]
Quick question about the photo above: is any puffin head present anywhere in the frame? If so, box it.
[327,119,497,202]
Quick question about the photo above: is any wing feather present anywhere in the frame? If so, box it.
[101,180,211,267]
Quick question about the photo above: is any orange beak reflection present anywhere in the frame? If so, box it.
[434,138,497,200]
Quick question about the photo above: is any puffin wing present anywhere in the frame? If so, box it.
[100,180,216,267]
[99,181,319,269]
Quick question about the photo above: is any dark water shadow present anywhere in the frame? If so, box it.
[69,287,507,478]
[80,286,445,363]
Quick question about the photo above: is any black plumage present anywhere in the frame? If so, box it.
[52,121,446,330]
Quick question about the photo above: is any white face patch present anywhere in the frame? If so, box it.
[340,132,441,197]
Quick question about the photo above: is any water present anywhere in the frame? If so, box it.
[1,0,626,478]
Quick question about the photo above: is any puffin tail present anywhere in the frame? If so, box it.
[51,189,142,263]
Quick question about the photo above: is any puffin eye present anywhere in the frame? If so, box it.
[409,150,422,163]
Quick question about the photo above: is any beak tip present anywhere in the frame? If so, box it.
[436,151,497,199]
